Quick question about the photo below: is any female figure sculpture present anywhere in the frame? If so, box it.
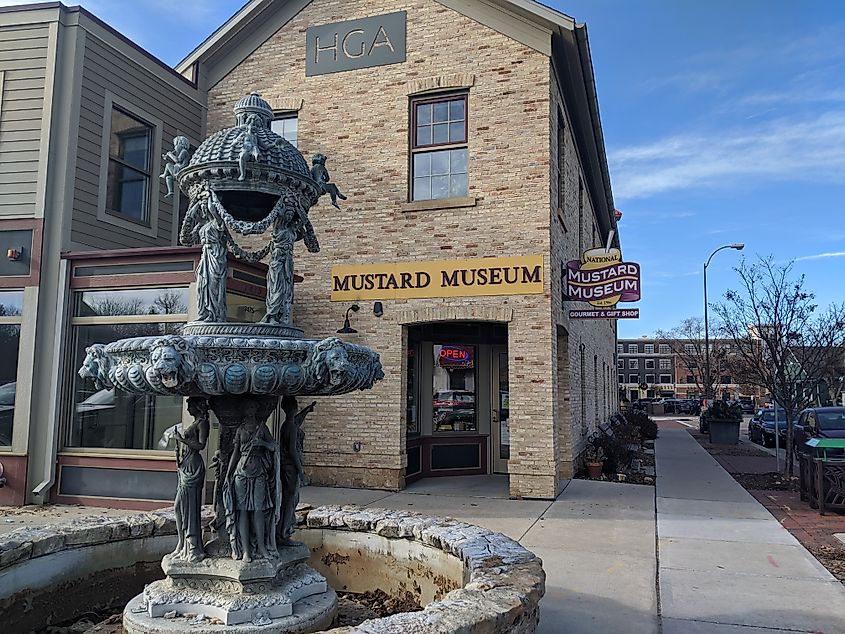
[223,399,280,562]
[172,397,209,562]
[279,397,315,545]
[180,185,228,322]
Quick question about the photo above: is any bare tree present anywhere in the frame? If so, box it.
[656,317,731,399]
[152,290,187,315]
[713,256,845,477]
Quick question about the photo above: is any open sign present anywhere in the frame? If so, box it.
[437,345,474,368]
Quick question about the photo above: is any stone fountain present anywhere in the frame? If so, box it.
[77,92,383,633]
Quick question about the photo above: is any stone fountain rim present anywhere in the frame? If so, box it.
[0,505,545,633]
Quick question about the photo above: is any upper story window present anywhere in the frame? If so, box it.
[411,94,468,201]
[617,344,623,354]
[629,359,638,369]
[645,359,655,369]
[659,358,671,370]
[644,344,654,354]
[659,344,670,354]
[106,107,153,224]
[684,344,696,355]
[271,113,298,148]
[628,344,638,354]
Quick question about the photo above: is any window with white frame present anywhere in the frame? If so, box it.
[271,113,298,148]
[411,94,468,201]
[629,359,638,369]
[617,359,624,369]
[645,374,655,384]
[659,358,671,370]
[645,359,655,369]
[659,344,670,354]
[629,374,638,384]
[617,344,623,354]
[644,344,654,353]
[684,344,696,355]
[628,344,638,354]
[660,374,672,384]
[106,107,153,223]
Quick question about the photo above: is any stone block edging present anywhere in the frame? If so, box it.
[304,505,546,634]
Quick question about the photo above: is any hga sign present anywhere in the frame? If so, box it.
[565,247,641,319]
[306,12,406,76]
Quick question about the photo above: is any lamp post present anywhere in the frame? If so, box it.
[704,243,744,403]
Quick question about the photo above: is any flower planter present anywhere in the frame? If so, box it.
[586,462,603,479]
[708,419,741,445]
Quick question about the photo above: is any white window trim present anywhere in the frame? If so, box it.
[659,374,672,384]
[645,359,655,369]
[96,91,164,238]
[629,359,638,369]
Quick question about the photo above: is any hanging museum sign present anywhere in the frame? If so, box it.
[331,255,544,301]
[565,247,641,319]
[306,12,407,76]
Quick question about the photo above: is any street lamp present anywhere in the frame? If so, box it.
[704,243,744,402]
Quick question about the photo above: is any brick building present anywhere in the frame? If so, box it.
[179,0,621,499]
[0,0,621,507]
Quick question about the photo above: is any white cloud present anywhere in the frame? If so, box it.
[609,110,845,200]
[795,251,845,262]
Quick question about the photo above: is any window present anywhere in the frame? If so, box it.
[406,344,419,435]
[659,344,670,354]
[644,344,654,354]
[628,344,638,354]
[645,374,655,384]
[271,113,298,148]
[617,344,623,354]
[432,344,476,432]
[67,288,188,450]
[617,359,624,369]
[628,374,638,384]
[660,375,672,384]
[106,107,153,223]
[684,344,696,355]
[618,373,624,384]
[686,375,695,384]
[645,359,655,370]
[629,359,638,369]
[0,290,23,447]
[659,358,671,370]
[411,94,468,201]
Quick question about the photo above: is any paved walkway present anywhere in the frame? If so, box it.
[300,475,660,634]
[656,428,845,633]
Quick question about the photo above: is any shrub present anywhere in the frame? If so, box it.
[590,416,640,474]
[623,410,658,441]
[705,400,742,421]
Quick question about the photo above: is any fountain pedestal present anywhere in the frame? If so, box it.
[124,543,337,632]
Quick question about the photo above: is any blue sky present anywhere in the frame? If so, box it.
[16,0,842,337]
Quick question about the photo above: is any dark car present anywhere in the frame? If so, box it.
[738,397,756,414]
[793,407,845,456]
[748,408,790,448]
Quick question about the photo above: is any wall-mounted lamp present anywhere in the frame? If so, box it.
[373,301,384,318]
[337,304,360,334]
[6,247,23,262]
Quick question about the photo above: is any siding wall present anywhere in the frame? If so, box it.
[0,23,50,218]
[70,30,204,249]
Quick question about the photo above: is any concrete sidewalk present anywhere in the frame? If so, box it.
[299,475,659,634]
[656,428,845,633]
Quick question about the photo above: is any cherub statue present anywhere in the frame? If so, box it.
[234,114,280,181]
[160,136,190,197]
[310,154,347,209]
[278,396,315,545]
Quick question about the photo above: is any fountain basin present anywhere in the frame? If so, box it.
[0,506,545,633]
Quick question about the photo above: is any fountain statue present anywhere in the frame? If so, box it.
[78,92,383,633]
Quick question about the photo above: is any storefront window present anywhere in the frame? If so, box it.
[0,290,23,446]
[227,293,264,323]
[406,344,419,435]
[432,344,476,433]
[67,287,187,451]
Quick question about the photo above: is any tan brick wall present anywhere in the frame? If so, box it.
[206,0,617,497]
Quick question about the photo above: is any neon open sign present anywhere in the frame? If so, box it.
[437,345,473,367]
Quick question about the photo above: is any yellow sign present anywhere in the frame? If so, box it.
[330,255,544,301]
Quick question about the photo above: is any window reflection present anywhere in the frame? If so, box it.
[432,344,476,433]
[0,324,20,446]
[68,323,184,450]
[75,288,188,317]
[0,290,23,316]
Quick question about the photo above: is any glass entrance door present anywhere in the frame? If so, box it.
[492,347,509,474]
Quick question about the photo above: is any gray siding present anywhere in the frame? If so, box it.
[0,23,50,218]
[71,31,203,249]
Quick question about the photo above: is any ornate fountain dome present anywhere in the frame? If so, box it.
[177,91,321,221]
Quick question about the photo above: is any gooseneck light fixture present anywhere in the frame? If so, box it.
[337,304,360,334]
[703,243,745,402]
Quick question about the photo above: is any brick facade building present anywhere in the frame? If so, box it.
[180,0,621,499]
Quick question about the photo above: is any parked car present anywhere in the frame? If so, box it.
[793,407,845,456]
[748,408,790,448]
[738,397,756,414]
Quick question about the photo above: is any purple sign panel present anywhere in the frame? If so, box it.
[570,308,640,320]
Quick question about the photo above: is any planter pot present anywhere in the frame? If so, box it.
[708,419,741,445]
[586,461,603,479]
